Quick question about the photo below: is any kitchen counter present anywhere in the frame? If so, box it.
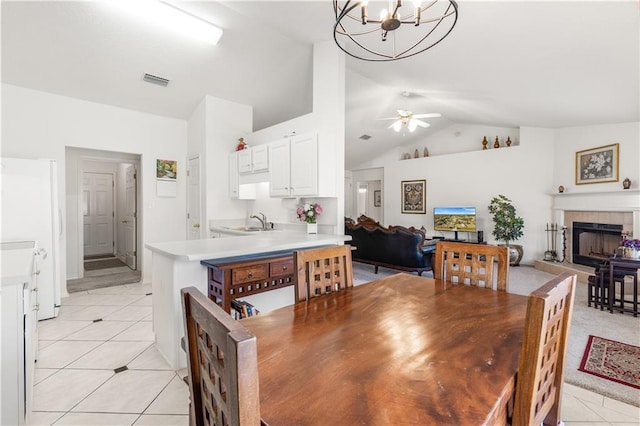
[146,232,351,370]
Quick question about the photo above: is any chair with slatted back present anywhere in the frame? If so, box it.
[511,272,576,426]
[181,287,261,426]
[433,241,510,291]
[294,245,354,302]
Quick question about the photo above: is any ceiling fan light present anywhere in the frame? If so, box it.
[408,120,418,132]
[393,121,402,132]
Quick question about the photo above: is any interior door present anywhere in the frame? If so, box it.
[123,165,137,269]
[83,172,114,256]
[187,156,201,240]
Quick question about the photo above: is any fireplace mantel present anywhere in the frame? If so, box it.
[551,189,640,212]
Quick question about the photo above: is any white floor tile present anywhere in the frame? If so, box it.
[55,305,124,321]
[28,411,65,425]
[603,395,640,419]
[72,370,175,414]
[87,286,132,295]
[53,412,139,425]
[62,320,136,341]
[68,341,152,369]
[563,383,605,405]
[561,394,608,422]
[127,345,173,371]
[123,283,152,295]
[38,320,92,340]
[581,398,640,423]
[94,294,147,306]
[112,321,155,341]
[32,369,113,411]
[104,305,152,322]
[144,376,189,415]
[36,340,103,369]
[34,368,59,385]
[130,294,152,306]
[133,414,189,425]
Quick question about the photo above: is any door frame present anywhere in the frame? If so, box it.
[73,151,141,279]
[187,154,202,240]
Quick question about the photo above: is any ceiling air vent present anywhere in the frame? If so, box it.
[143,73,170,87]
[359,134,372,140]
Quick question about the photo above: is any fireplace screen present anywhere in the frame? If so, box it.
[572,222,622,268]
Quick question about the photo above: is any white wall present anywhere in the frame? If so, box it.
[355,125,555,265]
[553,122,639,193]
[1,83,188,284]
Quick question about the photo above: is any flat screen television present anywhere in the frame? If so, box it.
[433,207,477,241]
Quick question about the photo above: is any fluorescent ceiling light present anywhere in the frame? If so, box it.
[109,0,223,45]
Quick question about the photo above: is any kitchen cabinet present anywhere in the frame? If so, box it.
[238,145,268,174]
[229,152,239,198]
[269,132,318,197]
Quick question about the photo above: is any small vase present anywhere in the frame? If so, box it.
[493,137,500,149]
[307,223,318,234]
[624,247,639,260]
[623,177,631,189]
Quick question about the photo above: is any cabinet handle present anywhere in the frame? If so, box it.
[32,287,38,293]
[33,270,40,276]
[122,220,129,224]
[193,224,200,228]
[282,266,287,270]
[33,304,40,311]
[248,273,253,278]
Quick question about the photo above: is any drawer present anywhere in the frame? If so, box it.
[232,264,268,284]
[270,259,294,277]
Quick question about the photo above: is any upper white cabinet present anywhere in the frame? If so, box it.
[229,152,239,198]
[238,145,268,174]
[269,133,318,197]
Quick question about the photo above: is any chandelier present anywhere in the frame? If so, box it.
[333,0,458,61]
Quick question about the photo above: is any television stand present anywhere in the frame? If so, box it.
[443,238,466,242]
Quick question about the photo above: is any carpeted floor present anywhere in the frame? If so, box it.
[352,262,640,407]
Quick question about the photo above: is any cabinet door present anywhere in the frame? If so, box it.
[238,149,252,174]
[229,153,239,199]
[290,133,318,196]
[252,145,269,172]
[269,140,292,197]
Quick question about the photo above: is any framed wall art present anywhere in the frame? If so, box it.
[374,190,381,207]
[575,143,619,185]
[401,180,426,214]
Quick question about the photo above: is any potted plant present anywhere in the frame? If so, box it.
[488,195,525,265]
[621,238,640,259]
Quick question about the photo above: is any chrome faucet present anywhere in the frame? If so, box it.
[250,212,267,230]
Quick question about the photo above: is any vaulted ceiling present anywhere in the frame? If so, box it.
[2,1,638,169]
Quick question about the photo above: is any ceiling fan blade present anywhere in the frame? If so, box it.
[414,119,431,128]
[412,113,442,119]
[377,117,399,120]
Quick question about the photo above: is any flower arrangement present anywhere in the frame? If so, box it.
[297,203,322,224]
[621,239,640,250]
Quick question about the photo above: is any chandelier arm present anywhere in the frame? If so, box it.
[390,2,458,59]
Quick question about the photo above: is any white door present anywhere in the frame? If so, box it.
[268,140,291,197]
[83,172,114,256]
[187,156,201,240]
[123,165,137,269]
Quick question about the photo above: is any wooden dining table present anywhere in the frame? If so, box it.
[241,273,529,425]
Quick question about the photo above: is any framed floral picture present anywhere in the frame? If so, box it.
[575,143,619,185]
[401,180,426,214]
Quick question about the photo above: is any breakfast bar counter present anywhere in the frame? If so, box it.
[145,232,351,369]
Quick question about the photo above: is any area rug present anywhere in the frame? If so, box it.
[578,335,640,390]
[84,258,127,271]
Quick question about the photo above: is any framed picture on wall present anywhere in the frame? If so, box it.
[575,143,619,185]
[374,190,381,207]
[401,180,426,214]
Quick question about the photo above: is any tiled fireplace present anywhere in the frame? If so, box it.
[551,190,640,271]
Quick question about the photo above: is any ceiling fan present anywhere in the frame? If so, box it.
[379,110,442,132]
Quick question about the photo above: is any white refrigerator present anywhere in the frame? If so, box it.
[1,158,62,319]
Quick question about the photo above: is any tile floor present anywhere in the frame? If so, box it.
[30,279,639,425]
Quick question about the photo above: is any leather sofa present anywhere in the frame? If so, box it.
[345,216,435,276]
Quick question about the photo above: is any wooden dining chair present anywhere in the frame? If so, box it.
[433,241,510,291]
[511,272,576,426]
[294,245,354,302]
[181,287,261,426]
